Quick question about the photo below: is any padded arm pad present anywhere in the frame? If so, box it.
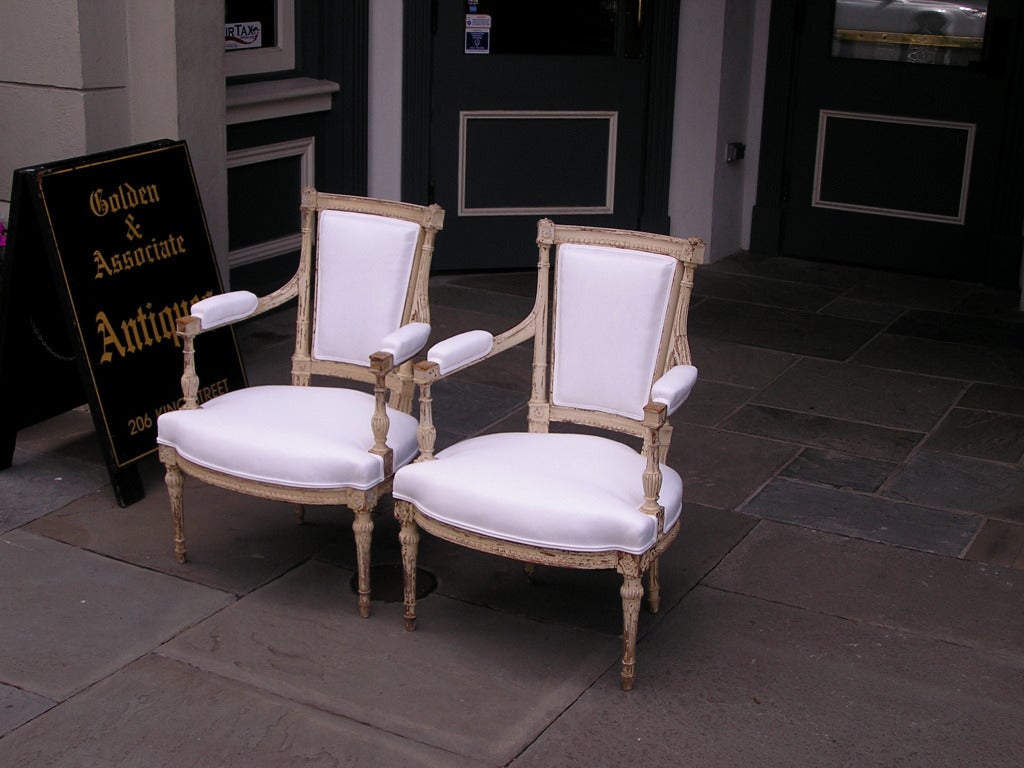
[191,291,259,330]
[379,322,431,364]
[651,365,698,415]
[427,330,494,374]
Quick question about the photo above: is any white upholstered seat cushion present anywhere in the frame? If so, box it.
[393,433,683,555]
[157,385,419,490]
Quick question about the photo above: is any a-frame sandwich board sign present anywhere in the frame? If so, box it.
[0,139,247,506]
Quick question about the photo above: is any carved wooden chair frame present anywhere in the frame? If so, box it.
[158,188,444,617]
[393,219,704,688]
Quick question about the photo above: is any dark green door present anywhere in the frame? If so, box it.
[774,0,1024,286]
[422,1,677,270]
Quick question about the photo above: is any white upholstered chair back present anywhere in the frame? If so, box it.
[312,209,422,365]
[551,243,677,420]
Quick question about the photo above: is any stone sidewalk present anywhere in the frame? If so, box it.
[1,253,1022,766]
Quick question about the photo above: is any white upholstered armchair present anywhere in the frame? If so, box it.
[157,189,444,617]
[392,219,704,689]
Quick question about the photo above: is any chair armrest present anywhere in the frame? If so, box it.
[379,322,431,365]
[427,330,495,375]
[651,365,698,415]
[190,291,259,331]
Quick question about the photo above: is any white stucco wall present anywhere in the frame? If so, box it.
[669,0,770,262]
[168,1,228,277]
[743,0,772,252]
[0,0,226,276]
[368,0,404,202]
[710,0,755,258]
[0,0,128,220]
[670,1,725,256]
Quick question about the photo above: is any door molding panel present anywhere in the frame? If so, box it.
[754,0,1024,287]
[401,1,680,231]
[458,110,618,216]
[812,110,975,224]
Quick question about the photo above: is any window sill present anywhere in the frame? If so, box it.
[226,77,339,125]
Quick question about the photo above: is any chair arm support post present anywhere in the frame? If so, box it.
[413,360,440,461]
[177,316,202,410]
[370,351,395,474]
[641,402,668,533]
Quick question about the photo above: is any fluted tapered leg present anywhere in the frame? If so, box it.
[394,500,420,631]
[620,572,643,691]
[352,505,373,618]
[164,463,186,564]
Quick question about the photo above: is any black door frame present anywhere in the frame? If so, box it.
[400,0,681,235]
[751,0,1024,287]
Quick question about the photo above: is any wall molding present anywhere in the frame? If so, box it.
[226,136,315,267]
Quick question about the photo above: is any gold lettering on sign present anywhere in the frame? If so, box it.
[89,183,161,217]
[93,233,187,278]
[95,291,214,364]
[153,378,230,416]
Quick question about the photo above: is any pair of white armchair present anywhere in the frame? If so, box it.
[156,189,704,689]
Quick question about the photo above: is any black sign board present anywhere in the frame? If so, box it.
[0,140,247,506]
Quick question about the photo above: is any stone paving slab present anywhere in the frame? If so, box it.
[752,358,965,431]
[958,382,1024,415]
[690,298,884,360]
[693,269,841,312]
[701,251,875,290]
[843,272,974,311]
[888,309,1024,350]
[0,451,108,533]
[966,519,1024,569]
[689,336,797,389]
[7,406,100,458]
[675,379,754,427]
[513,586,1024,768]
[25,460,351,596]
[429,280,536,320]
[160,558,620,765]
[853,333,1024,387]
[923,408,1024,462]
[0,654,485,768]
[667,422,799,510]
[742,478,982,556]
[722,403,923,462]
[885,451,1024,522]
[444,270,539,298]
[0,684,53,738]
[705,521,1023,658]
[0,529,233,701]
[780,448,896,493]
[429,378,528,442]
[233,307,298,386]
[818,296,905,324]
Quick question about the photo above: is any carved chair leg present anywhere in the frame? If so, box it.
[647,558,661,614]
[294,504,306,524]
[164,463,186,564]
[619,569,644,691]
[394,500,420,631]
[352,505,374,618]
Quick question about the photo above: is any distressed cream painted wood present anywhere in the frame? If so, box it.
[394,219,704,689]
[158,189,443,618]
